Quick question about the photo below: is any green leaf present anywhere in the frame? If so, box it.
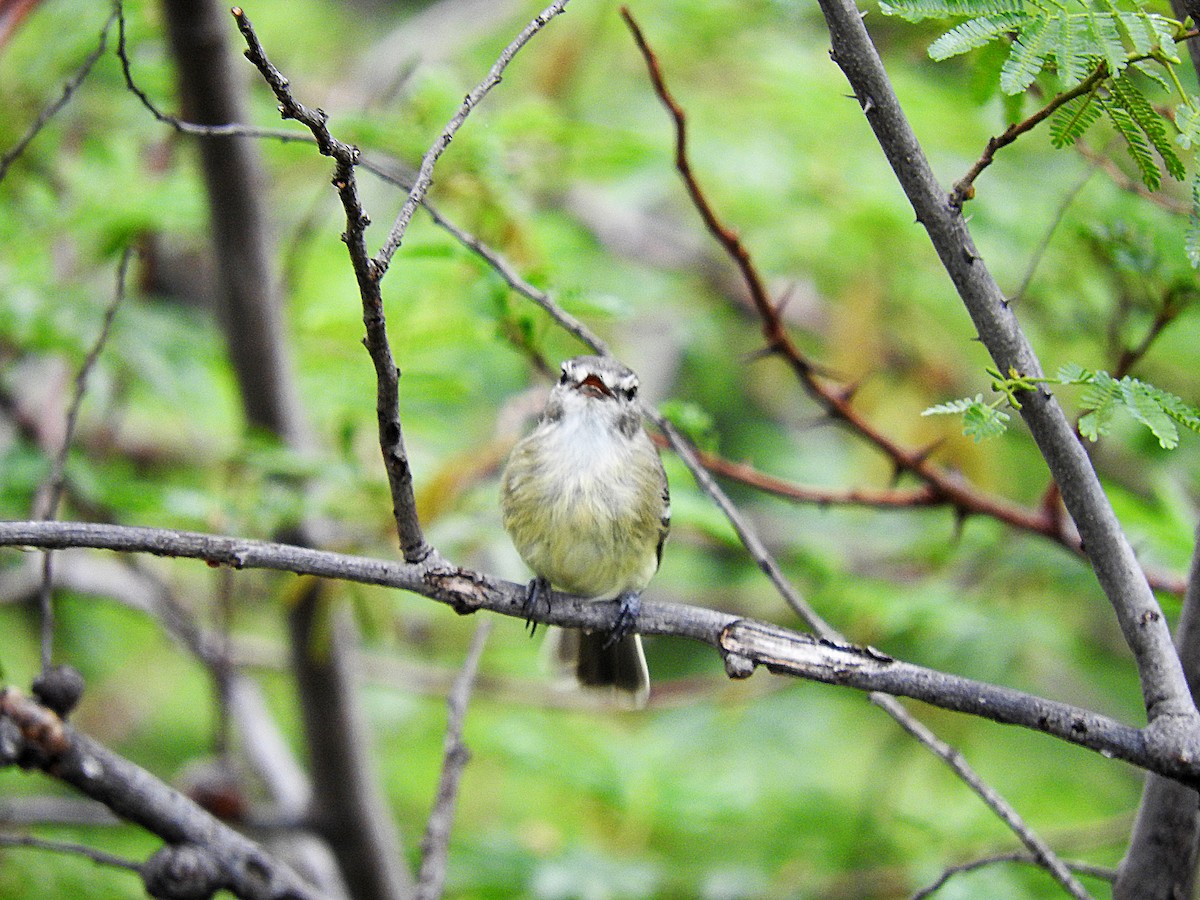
[929,14,1025,60]
[1176,101,1200,151]
[1084,8,1129,78]
[879,0,1022,23]
[1053,15,1084,86]
[922,395,1010,441]
[1120,378,1179,448]
[1000,17,1053,94]
[1102,98,1161,190]
[962,403,1011,441]
[1147,13,1182,63]
[1109,76,1186,181]
[1116,10,1153,56]
[1188,174,1200,268]
[1074,371,1200,447]
[1050,93,1103,148]
[922,395,984,416]
[1056,362,1092,384]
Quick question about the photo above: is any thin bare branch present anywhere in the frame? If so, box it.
[115,0,307,145]
[911,850,1116,899]
[231,5,430,563]
[0,8,115,184]
[372,0,572,277]
[952,66,1109,206]
[0,832,140,873]
[416,618,492,900]
[33,247,132,672]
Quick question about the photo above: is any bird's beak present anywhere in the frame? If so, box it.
[576,373,614,399]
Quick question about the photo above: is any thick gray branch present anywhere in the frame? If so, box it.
[1116,522,1200,899]
[814,0,1198,739]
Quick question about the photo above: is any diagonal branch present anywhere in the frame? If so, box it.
[0,8,115,184]
[619,10,1095,896]
[372,0,572,277]
[0,686,318,900]
[813,0,1198,744]
[617,7,1188,610]
[952,66,1109,206]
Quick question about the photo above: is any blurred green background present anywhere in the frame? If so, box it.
[2,0,1199,897]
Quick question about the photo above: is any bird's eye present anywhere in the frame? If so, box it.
[625,384,638,399]
[559,368,570,384]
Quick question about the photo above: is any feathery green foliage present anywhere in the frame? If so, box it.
[879,0,1199,265]
[925,364,1200,449]
[921,395,1011,442]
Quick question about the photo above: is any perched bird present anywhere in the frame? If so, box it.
[500,355,670,708]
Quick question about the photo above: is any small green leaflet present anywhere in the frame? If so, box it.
[924,367,1200,448]
[921,395,1010,442]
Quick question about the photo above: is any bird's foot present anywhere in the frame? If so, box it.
[603,590,641,650]
[523,576,550,637]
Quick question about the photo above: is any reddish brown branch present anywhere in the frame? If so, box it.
[622,8,1185,596]
[619,7,793,362]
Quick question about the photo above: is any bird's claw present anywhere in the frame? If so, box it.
[523,576,550,637]
[603,590,641,650]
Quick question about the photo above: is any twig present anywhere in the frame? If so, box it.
[33,247,132,672]
[911,850,1116,899]
[620,10,1093,898]
[0,832,140,873]
[114,0,306,146]
[5,519,1191,786]
[230,6,431,564]
[372,0,572,277]
[0,9,115,184]
[619,7,789,359]
[951,66,1109,207]
[882,697,1102,900]
[416,618,492,900]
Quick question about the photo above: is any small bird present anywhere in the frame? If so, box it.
[500,355,670,708]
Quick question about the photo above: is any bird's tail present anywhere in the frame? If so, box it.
[548,627,649,710]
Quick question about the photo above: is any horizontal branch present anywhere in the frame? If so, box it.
[2,519,1192,784]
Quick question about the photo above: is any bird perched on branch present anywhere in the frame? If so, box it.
[501,355,670,709]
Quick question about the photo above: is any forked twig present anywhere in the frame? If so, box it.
[416,619,492,900]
